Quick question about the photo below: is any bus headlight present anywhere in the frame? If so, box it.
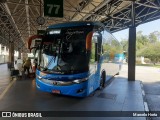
[73,78,88,83]
[36,74,42,80]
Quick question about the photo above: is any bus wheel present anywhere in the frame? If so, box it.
[99,72,106,90]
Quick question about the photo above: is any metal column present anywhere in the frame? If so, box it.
[128,0,136,81]
[9,41,14,68]
[9,31,14,68]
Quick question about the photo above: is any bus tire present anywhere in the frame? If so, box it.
[99,71,106,90]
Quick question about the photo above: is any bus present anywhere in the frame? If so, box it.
[31,21,123,97]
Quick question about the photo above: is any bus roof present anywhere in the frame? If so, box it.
[48,21,104,29]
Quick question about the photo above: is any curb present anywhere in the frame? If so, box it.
[140,81,150,120]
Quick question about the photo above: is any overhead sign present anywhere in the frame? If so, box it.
[44,0,63,17]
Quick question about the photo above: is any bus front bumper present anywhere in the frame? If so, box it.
[36,78,88,97]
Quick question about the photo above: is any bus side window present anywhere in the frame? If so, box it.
[101,30,111,63]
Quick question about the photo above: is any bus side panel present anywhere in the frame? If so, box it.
[87,74,100,95]
[100,53,115,81]
[101,55,120,81]
[87,62,101,95]
[87,74,95,95]
[94,62,102,88]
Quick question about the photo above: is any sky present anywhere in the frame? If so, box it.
[113,19,160,41]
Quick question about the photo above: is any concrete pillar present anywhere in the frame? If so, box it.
[128,27,136,81]
[128,0,136,81]
[9,41,14,68]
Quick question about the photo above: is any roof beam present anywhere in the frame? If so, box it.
[12,0,22,14]
[136,1,160,9]
[80,0,112,21]
[4,3,24,43]
[32,0,40,16]
[12,6,24,15]
[25,0,30,37]
[6,1,39,6]
[17,8,26,22]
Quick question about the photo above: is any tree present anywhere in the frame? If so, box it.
[137,42,160,65]
[120,39,128,52]
[120,30,160,64]
[149,31,158,43]
[155,31,160,41]
[136,31,149,50]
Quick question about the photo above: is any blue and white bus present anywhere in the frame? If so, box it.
[33,21,123,97]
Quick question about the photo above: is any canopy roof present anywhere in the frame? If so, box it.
[0,0,160,51]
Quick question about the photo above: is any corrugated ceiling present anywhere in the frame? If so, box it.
[0,0,160,51]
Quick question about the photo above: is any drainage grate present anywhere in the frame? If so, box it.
[97,93,117,100]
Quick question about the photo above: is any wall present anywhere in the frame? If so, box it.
[0,55,9,64]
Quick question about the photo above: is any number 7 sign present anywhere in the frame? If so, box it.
[44,0,63,17]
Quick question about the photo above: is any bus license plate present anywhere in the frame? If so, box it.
[52,90,60,94]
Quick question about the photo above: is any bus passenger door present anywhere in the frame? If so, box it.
[88,34,98,94]
[90,32,102,90]
[89,39,97,73]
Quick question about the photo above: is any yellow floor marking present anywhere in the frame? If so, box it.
[0,79,16,100]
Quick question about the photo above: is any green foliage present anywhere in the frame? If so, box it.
[137,42,160,64]
[103,43,110,54]
[144,58,151,63]
[102,39,123,54]
[111,39,123,53]
[120,31,160,64]
[120,39,128,51]
[136,31,149,50]
[149,32,158,43]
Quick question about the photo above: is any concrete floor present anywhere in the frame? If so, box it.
[137,66,160,120]
[0,64,11,96]
[0,64,146,120]
[119,65,160,120]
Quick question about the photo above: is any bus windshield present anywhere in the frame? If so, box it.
[38,26,93,74]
